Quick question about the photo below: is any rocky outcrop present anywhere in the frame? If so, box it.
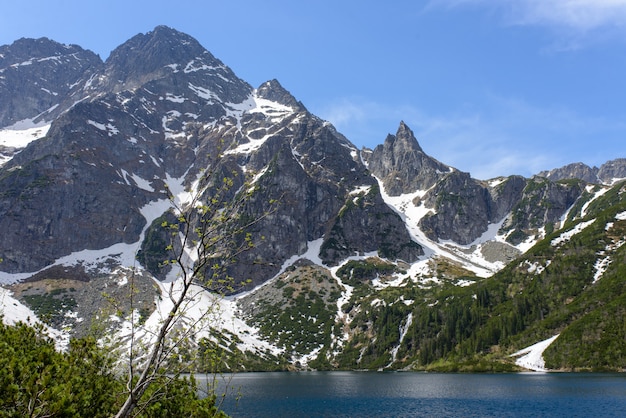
[320,184,423,265]
[537,162,600,184]
[500,177,584,244]
[597,158,626,184]
[366,121,452,195]
[418,171,499,245]
[256,79,306,111]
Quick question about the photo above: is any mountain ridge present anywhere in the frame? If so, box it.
[537,158,626,185]
[1,26,625,372]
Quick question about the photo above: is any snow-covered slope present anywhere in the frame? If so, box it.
[0,122,50,166]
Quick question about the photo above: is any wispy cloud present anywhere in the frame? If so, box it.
[317,95,625,180]
[510,0,626,31]
[427,0,626,44]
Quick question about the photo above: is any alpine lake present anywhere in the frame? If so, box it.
[198,371,626,417]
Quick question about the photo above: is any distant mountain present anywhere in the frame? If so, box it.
[537,159,626,185]
[1,26,625,372]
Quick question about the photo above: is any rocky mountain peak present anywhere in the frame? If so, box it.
[536,158,626,185]
[105,25,207,71]
[0,37,102,127]
[366,121,452,195]
[537,162,600,184]
[256,79,305,111]
[96,25,251,101]
[597,158,626,184]
[394,120,424,153]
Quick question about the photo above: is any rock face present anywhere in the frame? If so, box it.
[597,158,626,184]
[418,171,505,245]
[0,26,255,272]
[0,37,103,127]
[320,184,423,265]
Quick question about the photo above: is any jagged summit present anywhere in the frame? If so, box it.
[366,121,452,195]
[395,120,424,152]
[0,27,258,272]
[95,25,252,102]
[256,79,306,111]
[537,162,600,184]
[105,25,209,69]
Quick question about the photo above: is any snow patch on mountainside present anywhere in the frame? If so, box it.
[551,219,596,247]
[224,93,295,156]
[183,59,225,74]
[0,287,40,326]
[58,197,172,268]
[377,183,497,279]
[0,191,176,285]
[580,185,609,217]
[593,215,626,283]
[112,278,282,362]
[389,312,413,364]
[469,218,508,247]
[593,255,612,283]
[238,238,328,301]
[349,185,372,196]
[514,226,546,253]
[188,83,219,102]
[511,334,559,372]
[0,122,50,166]
[118,169,155,192]
[0,287,70,350]
[248,97,294,122]
[606,177,626,185]
[523,259,551,275]
[87,119,119,136]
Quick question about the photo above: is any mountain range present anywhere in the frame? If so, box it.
[1,26,625,372]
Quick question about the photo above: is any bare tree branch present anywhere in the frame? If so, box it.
[113,167,276,417]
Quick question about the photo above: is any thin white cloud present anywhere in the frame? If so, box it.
[513,0,626,31]
[428,0,626,32]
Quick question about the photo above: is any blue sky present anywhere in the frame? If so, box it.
[1,0,625,179]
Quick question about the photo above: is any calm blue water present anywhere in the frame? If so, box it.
[201,371,626,417]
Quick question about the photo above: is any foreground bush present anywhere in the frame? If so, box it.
[0,319,226,417]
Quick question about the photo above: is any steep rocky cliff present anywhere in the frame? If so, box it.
[0,37,102,127]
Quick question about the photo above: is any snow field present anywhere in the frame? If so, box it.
[0,123,51,166]
[511,335,559,372]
